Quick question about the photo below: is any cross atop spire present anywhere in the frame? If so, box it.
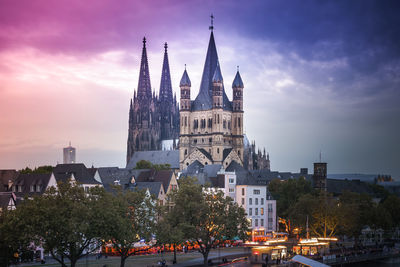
[209,14,214,31]
[143,37,146,45]
[164,42,168,52]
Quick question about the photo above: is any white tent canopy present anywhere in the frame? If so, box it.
[291,255,330,267]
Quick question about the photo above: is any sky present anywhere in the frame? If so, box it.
[0,0,399,178]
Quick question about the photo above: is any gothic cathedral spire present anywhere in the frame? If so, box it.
[159,42,173,103]
[137,37,152,99]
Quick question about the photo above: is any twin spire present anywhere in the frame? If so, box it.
[136,37,173,102]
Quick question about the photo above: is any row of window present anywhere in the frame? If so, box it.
[241,188,261,195]
[12,185,41,193]
[182,116,242,130]
[249,197,264,205]
[249,219,274,229]
[249,207,264,216]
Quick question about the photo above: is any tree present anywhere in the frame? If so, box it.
[174,178,249,266]
[310,193,340,238]
[134,160,171,170]
[155,207,184,264]
[135,160,153,169]
[19,165,53,174]
[98,188,156,267]
[4,181,103,267]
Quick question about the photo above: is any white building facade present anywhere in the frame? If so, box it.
[217,169,277,234]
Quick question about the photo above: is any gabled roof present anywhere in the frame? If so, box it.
[136,169,174,192]
[53,163,101,185]
[97,167,145,192]
[126,150,179,169]
[0,192,16,210]
[198,148,213,162]
[133,182,163,198]
[192,31,232,111]
[222,148,233,161]
[13,173,53,197]
[0,169,18,192]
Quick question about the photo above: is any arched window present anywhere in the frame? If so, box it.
[185,116,187,126]
[184,149,187,155]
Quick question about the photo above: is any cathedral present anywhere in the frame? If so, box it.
[178,27,244,170]
[126,23,270,171]
[126,39,179,164]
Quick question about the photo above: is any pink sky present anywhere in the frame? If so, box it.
[1,0,399,178]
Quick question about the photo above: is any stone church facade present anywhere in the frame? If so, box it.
[126,39,179,165]
[178,29,245,170]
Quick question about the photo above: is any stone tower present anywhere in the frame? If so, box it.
[127,38,179,165]
[179,26,244,170]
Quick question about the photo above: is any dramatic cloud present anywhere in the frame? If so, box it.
[0,0,399,178]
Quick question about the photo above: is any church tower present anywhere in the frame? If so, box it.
[179,20,245,170]
[159,43,179,142]
[127,37,160,164]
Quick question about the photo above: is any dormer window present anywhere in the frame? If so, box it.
[30,185,35,192]
[36,185,41,192]
[114,180,121,186]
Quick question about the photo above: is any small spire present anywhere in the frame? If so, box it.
[180,67,191,87]
[232,68,244,88]
[237,65,239,71]
[69,141,71,147]
[209,14,214,31]
[164,42,168,52]
[212,62,223,82]
[143,37,146,45]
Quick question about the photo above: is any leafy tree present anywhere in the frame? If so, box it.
[268,177,315,234]
[19,165,53,174]
[135,160,153,169]
[5,181,103,267]
[155,206,185,264]
[337,192,375,239]
[381,195,400,228]
[98,188,156,267]
[310,193,340,238]
[134,160,171,170]
[174,178,249,266]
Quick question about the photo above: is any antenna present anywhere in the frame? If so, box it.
[209,14,214,31]
[319,150,322,162]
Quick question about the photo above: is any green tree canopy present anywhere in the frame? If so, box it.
[173,177,249,266]
[97,187,156,267]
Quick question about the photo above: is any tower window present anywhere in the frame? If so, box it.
[238,118,241,128]
[217,148,220,153]
[223,120,226,129]
[185,117,187,126]
[184,149,187,155]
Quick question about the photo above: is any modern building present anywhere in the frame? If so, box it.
[181,165,277,234]
[126,40,179,164]
[63,142,76,164]
[313,162,327,191]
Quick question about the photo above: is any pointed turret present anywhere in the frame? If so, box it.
[180,68,191,87]
[137,37,152,99]
[212,62,223,82]
[232,67,244,112]
[232,69,244,88]
[159,42,173,103]
[179,66,191,111]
